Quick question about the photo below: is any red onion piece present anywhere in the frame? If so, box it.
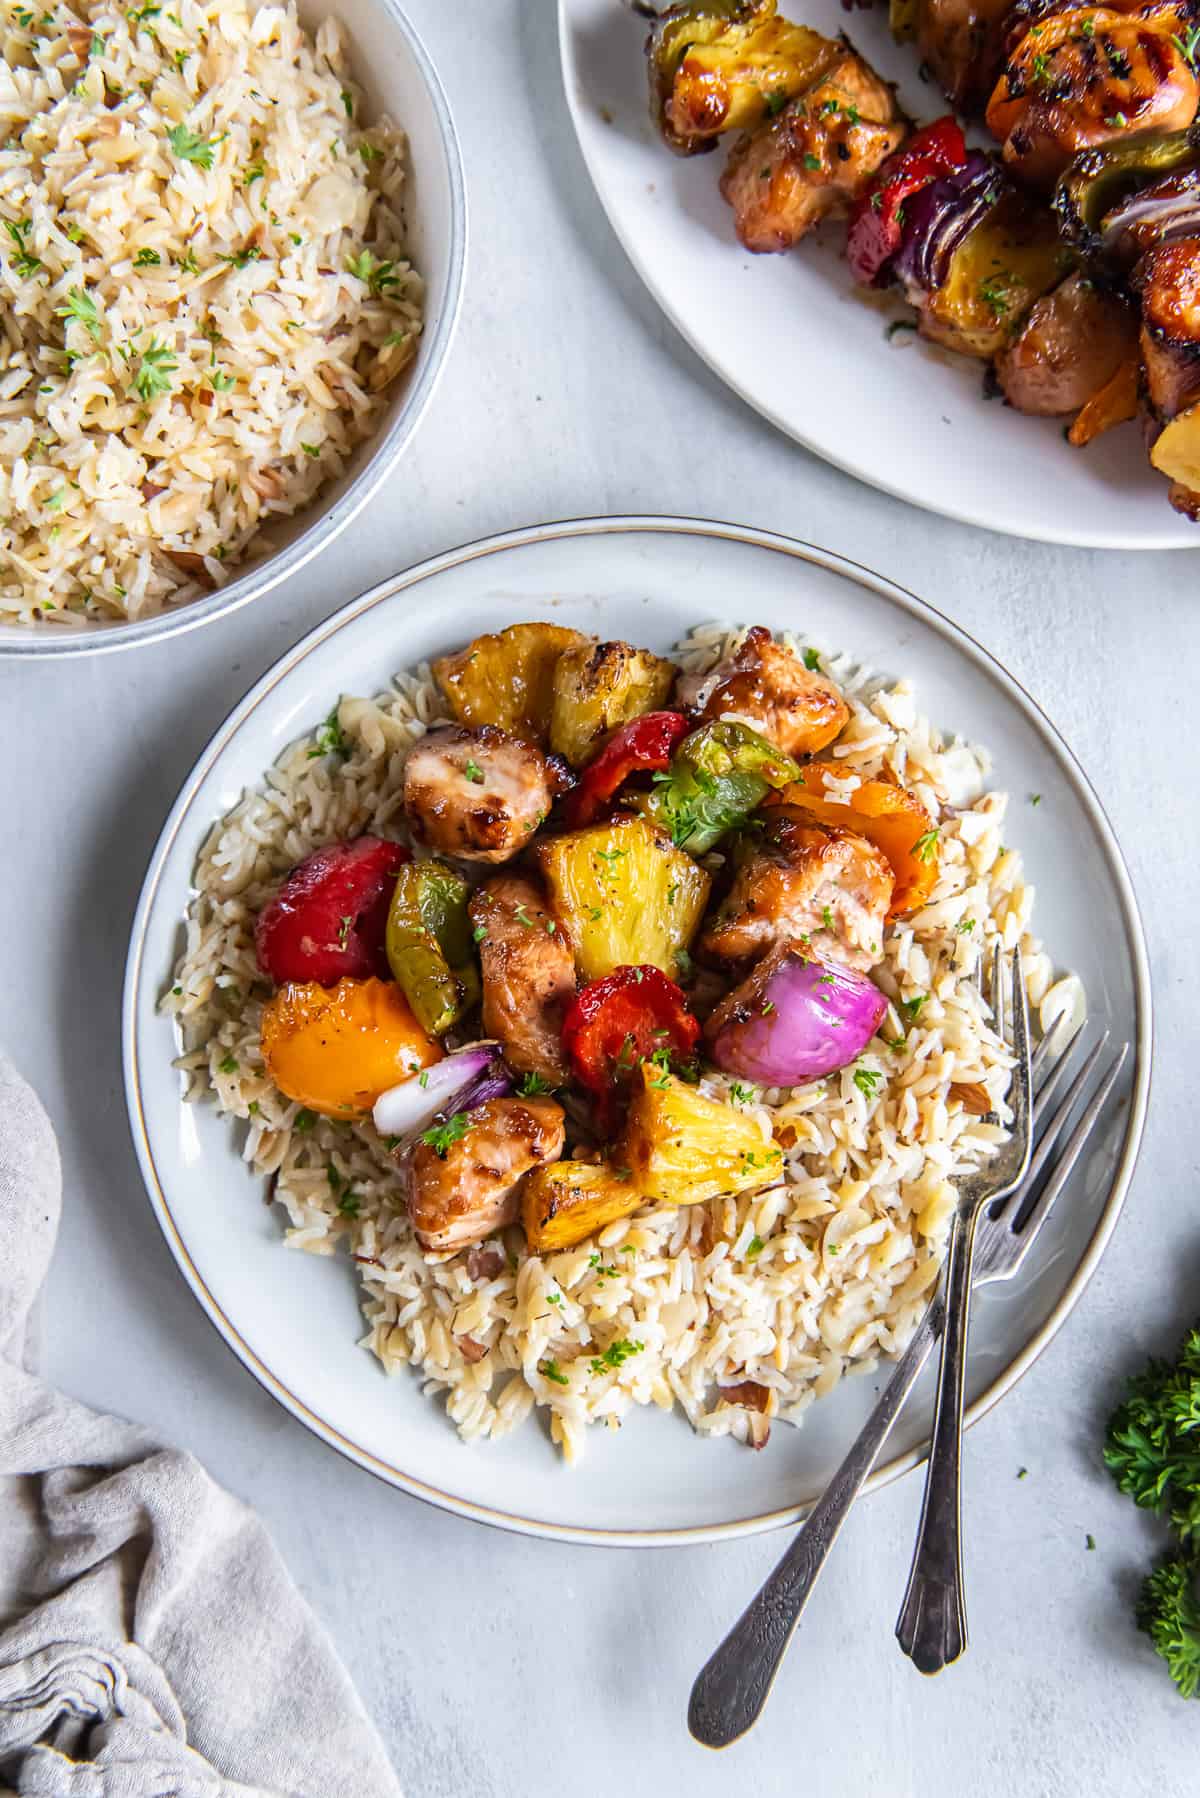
[372,1043,510,1149]
[894,154,1005,304]
[705,947,888,1087]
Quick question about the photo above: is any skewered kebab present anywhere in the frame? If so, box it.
[642,0,1200,518]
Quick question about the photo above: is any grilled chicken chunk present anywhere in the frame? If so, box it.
[469,875,576,1085]
[995,272,1139,414]
[675,625,849,759]
[719,52,908,253]
[986,14,1198,189]
[1138,235,1200,416]
[699,807,894,972]
[407,1095,566,1254]
[916,0,1015,114]
[403,725,572,864]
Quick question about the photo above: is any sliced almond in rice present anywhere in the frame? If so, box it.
[949,1080,992,1115]
[718,1379,773,1414]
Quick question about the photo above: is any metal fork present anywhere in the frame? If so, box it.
[894,944,1031,1674]
[689,964,1128,1746]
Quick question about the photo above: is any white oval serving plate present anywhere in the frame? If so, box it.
[124,516,1151,1543]
[558,1,1197,550]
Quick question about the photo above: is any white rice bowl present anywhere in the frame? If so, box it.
[167,625,1083,1463]
[0,0,422,626]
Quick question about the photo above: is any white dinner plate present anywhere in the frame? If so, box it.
[124,517,1151,1544]
[558,2,1198,549]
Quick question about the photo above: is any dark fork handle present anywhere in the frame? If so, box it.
[689,1296,943,1747]
[895,1204,981,1673]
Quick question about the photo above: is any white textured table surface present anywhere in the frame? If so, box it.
[4,3,1197,1793]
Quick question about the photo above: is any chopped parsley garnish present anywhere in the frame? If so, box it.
[294,1108,316,1132]
[464,757,484,783]
[1086,1534,1097,1551]
[217,1053,239,1074]
[745,1235,765,1261]
[1030,793,1042,806]
[803,152,821,170]
[472,922,488,943]
[913,827,940,863]
[1017,1466,1029,1479]
[514,904,537,930]
[903,993,928,1020]
[211,370,235,391]
[341,88,354,117]
[979,274,1013,318]
[517,1071,556,1096]
[221,244,263,269]
[853,1065,882,1098]
[345,248,399,295]
[803,646,822,671]
[590,1339,643,1374]
[728,1081,758,1106]
[167,123,219,170]
[133,247,161,266]
[538,1357,569,1386]
[337,914,353,947]
[821,904,835,930]
[327,1162,359,1216]
[1172,23,1200,66]
[133,339,177,401]
[307,704,347,759]
[420,1111,470,1158]
[4,218,40,277]
[957,916,975,934]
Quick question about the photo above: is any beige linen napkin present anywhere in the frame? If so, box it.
[0,1053,403,1798]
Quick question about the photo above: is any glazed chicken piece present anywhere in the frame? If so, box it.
[675,625,849,758]
[915,0,1015,115]
[469,874,576,1086]
[995,271,1139,414]
[406,1095,566,1254]
[698,806,894,972]
[1136,236,1200,515]
[719,52,908,254]
[1138,235,1200,415]
[403,725,572,864]
[986,12,1198,190]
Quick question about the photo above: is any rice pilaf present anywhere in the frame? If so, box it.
[0,0,421,625]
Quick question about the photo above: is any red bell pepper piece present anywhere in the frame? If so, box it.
[562,964,700,1131]
[846,116,967,288]
[255,836,410,987]
[564,711,690,828]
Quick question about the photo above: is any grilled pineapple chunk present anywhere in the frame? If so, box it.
[536,815,709,982]
[522,1159,642,1252]
[432,621,587,745]
[549,639,677,767]
[920,197,1066,360]
[621,1068,783,1205]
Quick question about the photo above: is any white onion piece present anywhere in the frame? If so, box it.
[373,1043,500,1139]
